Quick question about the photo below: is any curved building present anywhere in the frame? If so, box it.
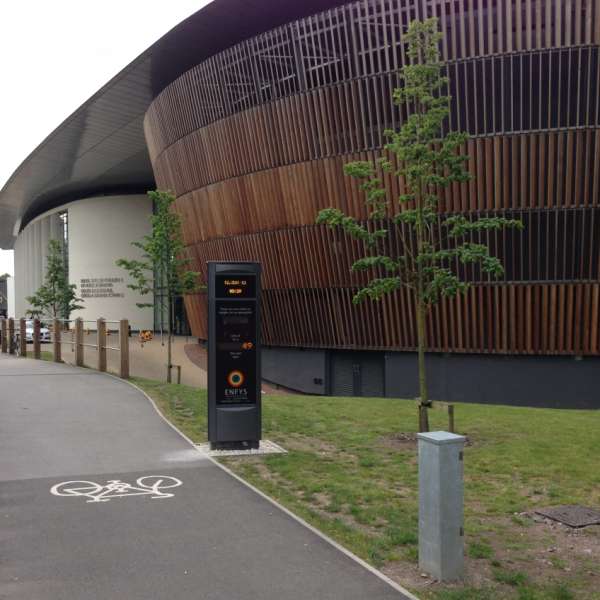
[2,0,600,406]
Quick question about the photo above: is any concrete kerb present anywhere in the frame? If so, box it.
[115,374,421,600]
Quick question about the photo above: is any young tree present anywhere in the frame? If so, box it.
[26,239,83,321]
[317,18,522,431]
[117,190,201,383]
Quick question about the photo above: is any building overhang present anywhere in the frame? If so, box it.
[0,0,348,249]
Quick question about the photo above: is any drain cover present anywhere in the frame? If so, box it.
[535,505,600,528]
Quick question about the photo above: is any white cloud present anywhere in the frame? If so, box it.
[0,0,213,190]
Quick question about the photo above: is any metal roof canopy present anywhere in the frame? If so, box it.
[0,0,347,249]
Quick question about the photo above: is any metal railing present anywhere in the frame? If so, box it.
[0,317,129,379]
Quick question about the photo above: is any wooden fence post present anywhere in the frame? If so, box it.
[1,318,6,353]
[19,318,27,357]
[75,318,84,367]
[97,318,107,372]
[119,319,129,379]
[33,319,41,359]
[53,318,61,363]
[8,318,14,355]
[448,405,455,434]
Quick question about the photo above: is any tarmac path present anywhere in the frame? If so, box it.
[0,355,413,599]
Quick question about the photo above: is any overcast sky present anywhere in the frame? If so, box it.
[0,0,213,275]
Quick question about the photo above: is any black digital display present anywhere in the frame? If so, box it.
[215,274,256,299]
[215,300,256,405]
[208,262,261,448]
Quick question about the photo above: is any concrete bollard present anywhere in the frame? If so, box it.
[417,431,465,581]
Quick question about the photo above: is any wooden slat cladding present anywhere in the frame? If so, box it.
[185,210,600,290]
[143,0,600,358]
[144,0,600,157]
[162,131,600,244]
[147,47,600,172]
[184,282,600,356]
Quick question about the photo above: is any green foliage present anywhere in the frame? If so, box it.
[317,18,523,415]
[116,190,202,314]
[432,589,495,600]
[468,540,493,559]
[492,567,528,587]
[26,239,83,319]
[550,584,575,600]
[317,17,522,306]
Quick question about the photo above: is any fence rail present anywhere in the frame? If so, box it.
[0,317,129,379]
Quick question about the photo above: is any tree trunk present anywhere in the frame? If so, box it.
[166,295,172,384]
[416,298,430,432]
[415,177,430,433]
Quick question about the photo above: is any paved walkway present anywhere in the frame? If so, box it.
[0,355,412,599]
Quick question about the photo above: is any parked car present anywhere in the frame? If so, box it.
[18,320,52,343]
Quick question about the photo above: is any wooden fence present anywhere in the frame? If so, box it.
[0,317,129,379]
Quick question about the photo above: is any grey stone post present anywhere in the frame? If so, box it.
[417,431,465,581]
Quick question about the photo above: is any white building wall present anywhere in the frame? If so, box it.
[14,211,63,318]
[7,276,15,318]
[13,194,153,330]
[68,195,153,330]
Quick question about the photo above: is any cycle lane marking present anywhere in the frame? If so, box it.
[50,476,182,503]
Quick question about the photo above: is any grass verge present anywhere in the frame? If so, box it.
[131,377,600,599]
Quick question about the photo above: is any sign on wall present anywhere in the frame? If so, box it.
[80,277,125,299]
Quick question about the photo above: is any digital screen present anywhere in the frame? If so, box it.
[215,274,256,299]
[215,300,257,405]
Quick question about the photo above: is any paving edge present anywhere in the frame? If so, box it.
[112,374,421,600]
[196,440,288,457]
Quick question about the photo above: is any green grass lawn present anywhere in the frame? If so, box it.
[134,379,600,598]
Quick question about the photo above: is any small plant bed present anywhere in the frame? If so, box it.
[131,377,600,600]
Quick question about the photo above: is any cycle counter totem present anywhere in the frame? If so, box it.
[207,262,262,450]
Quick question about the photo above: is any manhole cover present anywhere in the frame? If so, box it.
[535,505,600,528]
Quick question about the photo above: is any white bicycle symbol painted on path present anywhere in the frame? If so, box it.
[50,476,182,503]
